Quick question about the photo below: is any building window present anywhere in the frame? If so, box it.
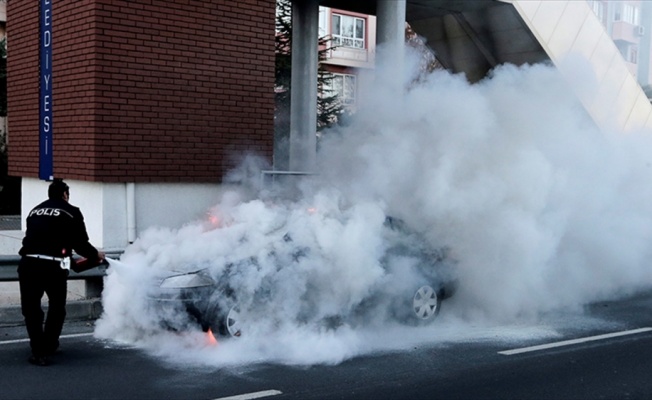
[332,14,365,49]
[589,1,604,22]
[616,3,640,25]
[326,73,357,106]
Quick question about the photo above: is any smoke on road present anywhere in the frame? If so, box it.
[95,49,652,367]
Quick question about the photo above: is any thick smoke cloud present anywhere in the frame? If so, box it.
[95,53,652,366]
[317,61,652,319]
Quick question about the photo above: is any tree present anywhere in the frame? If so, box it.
[405,23,444,86]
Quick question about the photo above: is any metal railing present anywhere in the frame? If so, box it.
[259,170,316,186]
[0,253,122,297]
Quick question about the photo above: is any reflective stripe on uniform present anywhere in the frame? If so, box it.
[25,254,65,262]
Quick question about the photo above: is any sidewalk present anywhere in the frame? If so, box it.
[1,215,100,325]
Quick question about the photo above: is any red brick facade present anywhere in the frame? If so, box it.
[8,0,275,183]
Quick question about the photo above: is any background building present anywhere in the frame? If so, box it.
[7,1,275,250]
[5,0,652,254]
[318,6,377,115]
[587,1,652,98]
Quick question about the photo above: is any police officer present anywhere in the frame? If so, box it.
[18,179,105,366]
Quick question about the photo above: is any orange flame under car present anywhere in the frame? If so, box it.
[205,328,218,346]
[208,215,220,226]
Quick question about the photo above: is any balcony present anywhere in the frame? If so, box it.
[611,20,642,44]
[326,46,375,69]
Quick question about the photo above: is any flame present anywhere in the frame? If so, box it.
[208,215,220,226]
[205,328,219,346]
[307,207,318,214]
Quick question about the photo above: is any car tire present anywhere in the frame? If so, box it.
[215,305,243,338]
[201,300,243,339]
[393,284,442,325]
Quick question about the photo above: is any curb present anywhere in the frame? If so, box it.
[0,299,104,325]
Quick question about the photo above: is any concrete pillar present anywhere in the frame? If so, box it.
[289,0,319,173]
[376,0,406,93]
[638,1,652,88]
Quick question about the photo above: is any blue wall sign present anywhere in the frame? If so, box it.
[39,0,53,180]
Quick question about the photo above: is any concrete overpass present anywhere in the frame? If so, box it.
[305,0,652,164]
[404,0,652,133]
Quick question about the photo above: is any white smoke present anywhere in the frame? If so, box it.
[95,53,652,366]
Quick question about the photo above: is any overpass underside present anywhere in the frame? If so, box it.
[321,0,652,133]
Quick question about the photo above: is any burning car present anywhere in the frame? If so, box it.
[147,214,458,338]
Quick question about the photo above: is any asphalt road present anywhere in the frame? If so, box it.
[2,290,652,400]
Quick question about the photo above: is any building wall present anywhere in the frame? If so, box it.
[7,1,276,250]
[20,177,238,250]
[0,0,6,153]
[7,0,275,183]
[5,2,38,177]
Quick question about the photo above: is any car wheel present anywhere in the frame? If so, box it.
[412,285,441,321]
[217,305,242,338]
[392,284,441,325]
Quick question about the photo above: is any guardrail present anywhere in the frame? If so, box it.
[260,170,317,187]
[0,253,122,297]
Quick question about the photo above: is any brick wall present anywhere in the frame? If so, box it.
[8,0,275,183]
[6,2,39,177]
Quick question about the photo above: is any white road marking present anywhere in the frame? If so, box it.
[213,390,283,400]
[499,327,652,355]
[0,332,94,346]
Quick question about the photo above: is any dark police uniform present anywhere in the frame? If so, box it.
[18,196,101,363]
